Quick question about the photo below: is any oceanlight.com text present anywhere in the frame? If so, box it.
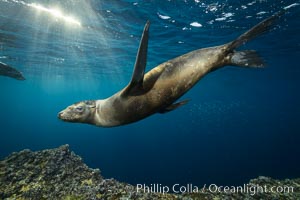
[207,184,294,196]
[136,183,294,195]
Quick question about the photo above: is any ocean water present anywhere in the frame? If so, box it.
[0,0,300,187]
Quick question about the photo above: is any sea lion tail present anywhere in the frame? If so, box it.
[225,10,285,68]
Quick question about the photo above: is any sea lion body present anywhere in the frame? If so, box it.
[0,62,25,80]
[98,46,226,126]
[58,11,284,127]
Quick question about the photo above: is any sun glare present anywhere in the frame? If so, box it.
[2,0,118,82]
[28,3,81,27]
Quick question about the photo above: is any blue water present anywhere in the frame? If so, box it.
[1,0,300,187]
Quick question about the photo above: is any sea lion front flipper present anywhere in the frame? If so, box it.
[122,21,150,97]
[158,100,189,114]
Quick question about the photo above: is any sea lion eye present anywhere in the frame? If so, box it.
[75,106,83,112]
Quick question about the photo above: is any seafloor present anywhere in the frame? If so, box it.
[0,145,299,200]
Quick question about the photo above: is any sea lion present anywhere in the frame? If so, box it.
[58,11,284,127]
[0,62,25,80]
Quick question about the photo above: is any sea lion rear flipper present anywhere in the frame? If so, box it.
[229,50,265,68]
[122,21,150,97]
[227,10,285,50]
[224,10,286,68]
[158,99,189,114]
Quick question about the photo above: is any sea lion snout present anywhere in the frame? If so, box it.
[57,110,70,121]
[17,74,26,80]
[58,111,63,119]
[57,109,77,122]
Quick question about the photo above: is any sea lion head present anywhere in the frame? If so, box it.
[58,100,96,124]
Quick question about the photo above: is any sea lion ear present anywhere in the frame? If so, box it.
[84,100,96,108]
[122,20,150,97]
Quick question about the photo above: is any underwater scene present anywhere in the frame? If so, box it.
[1,0,300,199]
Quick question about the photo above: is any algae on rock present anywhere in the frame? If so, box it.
[0,145,299,200]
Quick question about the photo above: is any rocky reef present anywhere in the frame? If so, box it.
[0,145,299,200]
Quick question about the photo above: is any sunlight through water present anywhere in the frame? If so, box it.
[27,3,81,27]
[0,0,119,94]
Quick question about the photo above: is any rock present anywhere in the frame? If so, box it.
[0,145,299,199]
